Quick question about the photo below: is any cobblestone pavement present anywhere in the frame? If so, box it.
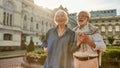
[0,57,23,68]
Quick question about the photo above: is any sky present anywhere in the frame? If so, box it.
[34,0,120,15]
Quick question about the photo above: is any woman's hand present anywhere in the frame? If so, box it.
[43,47,47,52]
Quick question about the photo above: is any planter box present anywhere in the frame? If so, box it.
[23,51,47,65]
[23,54,46,65]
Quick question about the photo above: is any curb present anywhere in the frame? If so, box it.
[0,55,24,59]
[0,50,26,59]
[0,54,25,59]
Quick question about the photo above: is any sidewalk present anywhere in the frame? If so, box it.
[0,49,44,68]
[0,50,26,59]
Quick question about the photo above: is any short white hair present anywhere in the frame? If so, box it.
[54,9,68,25]
[77,10,91,18]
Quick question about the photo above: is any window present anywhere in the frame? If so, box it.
[101,26,106,32]
[3,12,6,25]
[42,21,43,25]
[4,34,12,40]
[111,10,113,13]
[3,12,13,26]
[10,14,12,26]
[108,20,111,22]
[102,20,104,22]
[115,25,120,32]
[31,17,33,22]
[24,15,27,21]
[116,20,118,22]
[36,24,39,29]
[3,1,14,26]
[46,22,48,27]
[108,25,112,32]
[95,21,98,23]
[7,13,9,25]
[104,11,106,13]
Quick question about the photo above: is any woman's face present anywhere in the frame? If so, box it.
[55,13,67,25]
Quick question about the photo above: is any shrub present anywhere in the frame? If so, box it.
[102,46,120,68]
[102,50,120,60]
[107,36,115,45]
[27,37,35,52]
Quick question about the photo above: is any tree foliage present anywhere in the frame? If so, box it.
[27,37,35,52]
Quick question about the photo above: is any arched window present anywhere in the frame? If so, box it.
[24,15,27,21]
[115,25,120,32]
[101,26,106,32]
[3,12,12,26]
[10,14,12,26]
[7,13,9,25]
[42,21,43,25]
[3,1,15,26]
[31,17,33,22]
[36,24,39,29]
[46,22,48,27]
[3,12,6,25]
[108,25,112,32]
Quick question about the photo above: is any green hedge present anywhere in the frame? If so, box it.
[103,46,120,59]
[102,46,120,68]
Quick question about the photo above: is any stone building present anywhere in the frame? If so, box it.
[90,9,117,17]
[0,0,54,51]
[90,16,120,45]
[90,9,120,45]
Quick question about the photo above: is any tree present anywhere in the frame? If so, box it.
[41,35,45,41]
[107,36,115,45]
[27,37,35,52]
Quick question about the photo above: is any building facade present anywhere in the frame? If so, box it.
[0,0,54,51]
[90,16,120,45]
[90,9,117,17]
[90,9,120,45]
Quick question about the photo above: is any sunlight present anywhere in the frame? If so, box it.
[34,0,98,13]
[34,0,120,14]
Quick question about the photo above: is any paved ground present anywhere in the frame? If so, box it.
[0,48,43,68]
[0,57,23,68]
[0,57,43,68]
[0,50,26,59]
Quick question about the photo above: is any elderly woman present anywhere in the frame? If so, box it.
[41,9,75,68]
